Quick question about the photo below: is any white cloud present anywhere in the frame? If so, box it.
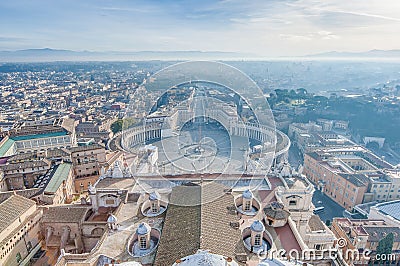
[279,31,339,42]
[1,0,400,56]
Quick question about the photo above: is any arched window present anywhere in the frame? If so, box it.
[244,201,251,211]
[254,234,261,246]
[139,236,147,249]
[151,202,158,213]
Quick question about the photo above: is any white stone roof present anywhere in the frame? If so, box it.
[112,161,124,178]
[172,250,238,266]
[292,179,307,189]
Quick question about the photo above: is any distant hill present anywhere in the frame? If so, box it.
[0,48,252,62]
[306,49,400,58]
[3,48,400,62]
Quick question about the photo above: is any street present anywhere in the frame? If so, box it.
[312,189,346,224]
[288,144,302,168]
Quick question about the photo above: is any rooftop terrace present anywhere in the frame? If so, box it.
[11,131,68,141]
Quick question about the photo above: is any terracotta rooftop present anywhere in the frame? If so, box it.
[334,218,400,242]
[308,215,326,232]
[258,190,277,203]
[200,183,247,260]
[8,148,70,162]
[268,177,285,189]
[263,203,290,220]
[42,206,90,223]
[0,188,41,204]
[338,173,369,187]
[274,223,301,253]
[69,143,105,153]
[0,194,36,233]
[154,182,247,266]
[169,182,201,206]
[154,184,201,265]
[363,227,400,242]
[0,158,51,171]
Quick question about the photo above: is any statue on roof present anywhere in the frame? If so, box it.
[88,183,96,194]
[112,161,124,178]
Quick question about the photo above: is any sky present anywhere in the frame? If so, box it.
[1,0,400,56]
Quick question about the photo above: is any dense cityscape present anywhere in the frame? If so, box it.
[0,59,399,266]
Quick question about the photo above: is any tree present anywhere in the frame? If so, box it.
[111,118,138,134]
[296,88,308,96]
[375,232,394,265]
[111,119,123,134]
[289,89,297,98]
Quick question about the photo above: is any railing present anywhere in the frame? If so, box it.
[287,216,308,251]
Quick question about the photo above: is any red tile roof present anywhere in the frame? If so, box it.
[275,223,301,253]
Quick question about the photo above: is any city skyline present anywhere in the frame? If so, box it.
[1,0,400,56]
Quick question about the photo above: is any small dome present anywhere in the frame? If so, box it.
[149,191,161,201]
[136,222,151,235]
[263,202,290,222]
[107,214,117,224]
[173,250,238,266]
[242,189,253,199]
[250,220,265,232]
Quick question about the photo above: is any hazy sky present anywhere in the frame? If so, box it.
[1,0,400,56]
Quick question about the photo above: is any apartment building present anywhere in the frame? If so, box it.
[0,195,43,266]
[304,146,398,210]
[304,151,369,210]
[70,143,106,193]
[332,218,400,265]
